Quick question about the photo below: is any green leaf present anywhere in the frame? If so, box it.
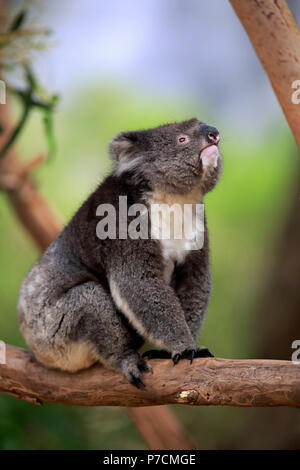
[24,64,37,92]
[9,10,27,32]
[43,108,57,160]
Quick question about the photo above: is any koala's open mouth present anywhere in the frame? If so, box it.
[199,144,220,169]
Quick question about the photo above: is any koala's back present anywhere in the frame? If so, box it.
[18,174,120,335]
[18,232,99,369]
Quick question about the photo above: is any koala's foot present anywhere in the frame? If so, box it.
[118,353,152,388]
[142,349,171,360]
[172,346,214,365]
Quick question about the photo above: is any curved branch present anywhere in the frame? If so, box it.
[0,345,299,407]
[230,0,300,149]
[0,92,32,159]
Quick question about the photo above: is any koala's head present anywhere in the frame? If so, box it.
[109,118,222,195]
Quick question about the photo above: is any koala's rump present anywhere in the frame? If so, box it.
[18,246,99,372]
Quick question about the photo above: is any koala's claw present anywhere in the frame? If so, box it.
[142,347,214,366]
[120,354,151,388]
[137,358,153,373]
[129,372,145,389]
[127,360,152,388]
[142,349,171,360]
[172,353,181,365]
[189,349,195,364]
[194,346,214,358]
[172,351,193,365]
[173,347,214,365]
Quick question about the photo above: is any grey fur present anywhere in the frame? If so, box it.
[18,118,222,386]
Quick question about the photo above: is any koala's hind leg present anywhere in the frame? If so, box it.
[23,281,151,387]
[71,281,151,387]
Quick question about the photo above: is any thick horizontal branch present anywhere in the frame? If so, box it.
[0,345,299,407]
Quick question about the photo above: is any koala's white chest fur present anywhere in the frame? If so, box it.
[147,188,204,283]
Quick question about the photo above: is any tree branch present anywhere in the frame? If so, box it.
[0,103,62,250]
[1,345,299,408]
[230,0,300,148]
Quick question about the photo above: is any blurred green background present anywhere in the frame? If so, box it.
[0,0,299,450]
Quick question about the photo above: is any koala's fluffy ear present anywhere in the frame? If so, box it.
[109,131,139,161]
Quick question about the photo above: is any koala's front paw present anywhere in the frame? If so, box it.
[142,349,171,359]
[194,346,214,358]
[172,346,214,365]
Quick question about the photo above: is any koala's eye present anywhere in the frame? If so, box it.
[177,134,190,145]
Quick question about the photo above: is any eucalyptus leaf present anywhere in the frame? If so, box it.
[9,10,27,32]
[43,108,57,161]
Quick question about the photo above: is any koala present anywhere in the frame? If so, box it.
[18,118,222,387]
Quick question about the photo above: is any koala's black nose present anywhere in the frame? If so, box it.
[200,124,220,145]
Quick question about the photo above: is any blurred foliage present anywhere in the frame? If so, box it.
[0,6,57,161]
[0,4,51,68]
[0,81,298,449]
[0,64,58,160]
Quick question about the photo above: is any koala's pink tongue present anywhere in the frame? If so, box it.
[200,144,219,168]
